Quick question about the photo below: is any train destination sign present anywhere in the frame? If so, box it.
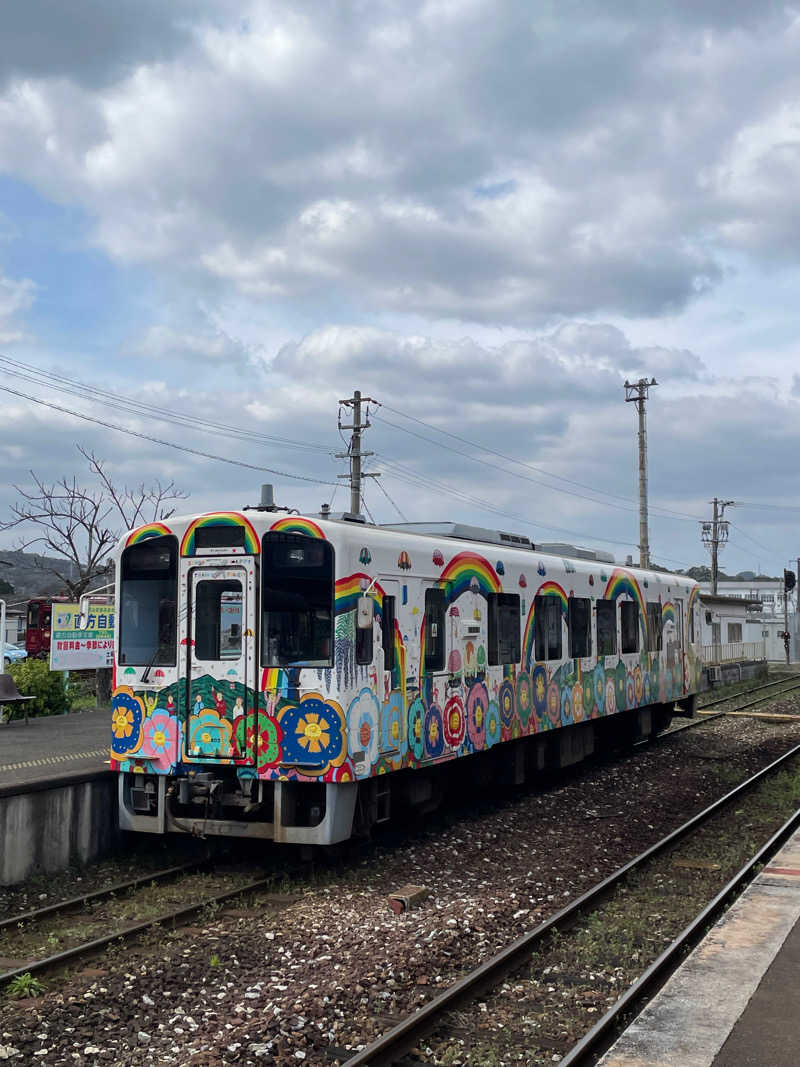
[49,603,115,671]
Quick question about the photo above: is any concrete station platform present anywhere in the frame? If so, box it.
[0,708,110,794]
[599,823,800,1067]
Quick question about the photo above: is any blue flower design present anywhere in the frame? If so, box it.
[593,664,605,715]
[278,695,346,776]
[381,690,407,757]
[498,679,516,730]
[424,703,445,758]
[408,696,426,761]
[485,699,502,747]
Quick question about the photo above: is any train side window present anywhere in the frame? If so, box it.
[568,597,591,658]
[356,611,373,665]
[620,601,639,654]
[488,593,521,665]
[534,595,563,661]
[261,533,333,668]
[689,605,695,642]
[596,599,617,656]
[27,602,40,628]
[382,595,396,672]
[424,587,446,672]
[646,602,663,651]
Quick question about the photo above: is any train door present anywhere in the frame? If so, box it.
[185,562,257,763]
[378,579,406,756]
[671,598,685,692]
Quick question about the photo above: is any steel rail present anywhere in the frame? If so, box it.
[560,804,800,1066]
[656,678,800,743]
[342,741,800,1066]
[698,675,800,711]
[0,876,272,987]
[0,859,209,932]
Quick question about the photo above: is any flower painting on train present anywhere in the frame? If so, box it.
[348,688,380,767]
[140,710,179,771]
[277,694,347,777]
[188,707,233,758]
[111,687,145,758]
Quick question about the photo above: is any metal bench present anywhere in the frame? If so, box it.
[0,673,35,725]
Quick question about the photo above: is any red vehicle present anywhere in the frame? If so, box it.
[25,598,59,658]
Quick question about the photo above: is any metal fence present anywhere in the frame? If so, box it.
[701,640,767,665]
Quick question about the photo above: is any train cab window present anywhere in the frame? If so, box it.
[261,533,333,668]
[620,601,639,654]
[534,595,563,661]
[596,599,617,656]
[381,595,396,672]
[424,587,446,672]
[194,581,243,661]
[119,536,178,666]
[646,602,663,652]
[27,601,40,629]
[568,597,591,658]
[488,593,521,665]
[689,605,696,642]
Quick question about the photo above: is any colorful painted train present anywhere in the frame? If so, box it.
[111,509,701,845]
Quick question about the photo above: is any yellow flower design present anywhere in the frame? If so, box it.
[152,727,167,748]
[297,711,330,753]
[535,675,545,701]
[112,707,134,739]
[475,704,484,728]
[429,719,439,744]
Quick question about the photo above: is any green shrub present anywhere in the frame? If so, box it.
[7,659,71,717]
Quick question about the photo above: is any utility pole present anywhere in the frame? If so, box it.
[624,377,658,569]
[337,390,379,516]
[700,498,734,594]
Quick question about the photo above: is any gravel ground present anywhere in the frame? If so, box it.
[2,708,800,1067]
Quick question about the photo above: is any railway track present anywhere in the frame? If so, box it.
[697,673,800,712]
[342,736,800,1066]
[0,860,281,989]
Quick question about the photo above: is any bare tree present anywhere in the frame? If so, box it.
[1,446,187,598]
[1,447,188,705]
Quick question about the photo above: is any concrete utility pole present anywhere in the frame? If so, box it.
[337,390,378,516]
[624,377,658,569]
[700,498,735,594]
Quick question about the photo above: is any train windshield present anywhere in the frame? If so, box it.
[119,536,179,665]
[27,601,40,628]
[261,533,333,668]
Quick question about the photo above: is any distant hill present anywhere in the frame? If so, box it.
[0,549,75,606]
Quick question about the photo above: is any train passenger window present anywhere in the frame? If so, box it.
[568,597,591,658]
[646,602,663,651]
[356,611,373,665]
[194,581,242,661]
[382,595,396,672]
[596,599,617,656]
[119,536,178,666]
[488,593,521,665]
[261,533,334,668]
[689,605,695,642]
[534,595,563,661]
[424,587,446,672]
[620,601,639,654]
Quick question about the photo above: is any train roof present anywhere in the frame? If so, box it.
[120,509,694,587]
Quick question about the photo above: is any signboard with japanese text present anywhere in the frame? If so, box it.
[49,603,115,671]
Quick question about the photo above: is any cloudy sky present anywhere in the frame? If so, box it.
[1,0,799,578]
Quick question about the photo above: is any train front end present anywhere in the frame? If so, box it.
[111,514,356,845]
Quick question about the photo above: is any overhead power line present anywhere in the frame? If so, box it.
[374,403,703,523]
[0,383,338,487]
[0,353,332,454]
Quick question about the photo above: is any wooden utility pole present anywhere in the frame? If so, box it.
[624,377,657,569]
